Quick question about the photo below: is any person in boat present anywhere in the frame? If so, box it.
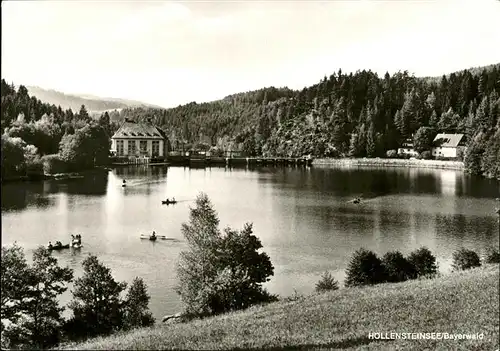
[76,234,81,244]
[151,231,156,239]
[48,241,53,249]
[172,197,176,202]
[55,241,62,248]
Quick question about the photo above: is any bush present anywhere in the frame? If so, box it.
[420,151,432,160]
[484,248,500,264]
[381,251,417,282]
[41,154,68,174]
[345,248,386,287]
[386,150,397,158]
[315,271,339,292]
[452,249,481,271]
[283,289,306,303]
[407,247,438,278]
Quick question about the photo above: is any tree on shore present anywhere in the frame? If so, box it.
[407,247,438,278]
[345,248,387,287]
[413,126,436,154]
[176,192,276,317]
[1,244,31,333]
[122,277,155,330]
[67,255,127,339]
[1,245,73,349]
[315,271,339,292]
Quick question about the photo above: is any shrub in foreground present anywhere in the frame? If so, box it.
[345,248,386,287]
[1,245,73,349]
[67,255,127,339]
[452,248,481,271]
[407,247,438,278]
[382,251,417,282]
[176,193,275,317]
[315,271,339,292]
[484,247,500,264]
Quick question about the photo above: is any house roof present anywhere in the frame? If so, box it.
[433,133,465,148]
[111,121,165,139]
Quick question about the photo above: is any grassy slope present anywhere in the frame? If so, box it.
[61,265,499,351]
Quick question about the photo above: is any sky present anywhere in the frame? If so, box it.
[2,0,500,108]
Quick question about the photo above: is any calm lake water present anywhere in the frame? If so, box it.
[2,165,499,320]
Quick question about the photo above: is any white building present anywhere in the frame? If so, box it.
[397,138,419,157]
[111,119,168,158]
[431,133,466,159]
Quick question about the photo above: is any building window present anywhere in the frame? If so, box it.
[152,141,160,157]
[128,140,136,156]
[117,140,124,156]
[139,140,147,155]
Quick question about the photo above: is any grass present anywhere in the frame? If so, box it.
[60,264,499,350]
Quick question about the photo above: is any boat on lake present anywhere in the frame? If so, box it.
[162,198,177,205]
[48,244,70,251]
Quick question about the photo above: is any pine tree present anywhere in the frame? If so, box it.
[68,255,127,338]
[429,110,439,129]
[464,131,487,176]
[366,122,376,157]
[122,277,155,330]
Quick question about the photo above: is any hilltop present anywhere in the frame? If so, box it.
[25,86,162,113]
[60,264,499,351]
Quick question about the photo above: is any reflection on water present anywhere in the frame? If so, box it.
[1,165,499,320]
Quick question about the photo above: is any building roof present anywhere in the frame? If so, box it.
[433,133,465,148]
[111,120,165,139]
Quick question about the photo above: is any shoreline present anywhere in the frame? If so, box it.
[312,158,465,170]
[1,167,110,184]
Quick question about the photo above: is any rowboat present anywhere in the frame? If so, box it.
[48,244,70,251]
[140,234,171,241]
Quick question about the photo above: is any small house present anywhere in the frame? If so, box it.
[397,138,418,157]
[431,133,466,159]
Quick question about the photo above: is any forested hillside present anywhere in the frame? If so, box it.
[117,65,500,179]
[1,81,116,180]
[2,64,499,180]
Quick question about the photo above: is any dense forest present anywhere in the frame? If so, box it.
[1,80,116,180]
[2,64,500,180]
[116,65,500,179]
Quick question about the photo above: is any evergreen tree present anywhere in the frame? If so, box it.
[122,277,155,330]
[67,255,127,338]
[413,126,436,154]
[345,249,386,287]
[366,122,376,157]
[429,110,439,129]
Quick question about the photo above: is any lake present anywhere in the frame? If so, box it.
[1,165,499,320]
